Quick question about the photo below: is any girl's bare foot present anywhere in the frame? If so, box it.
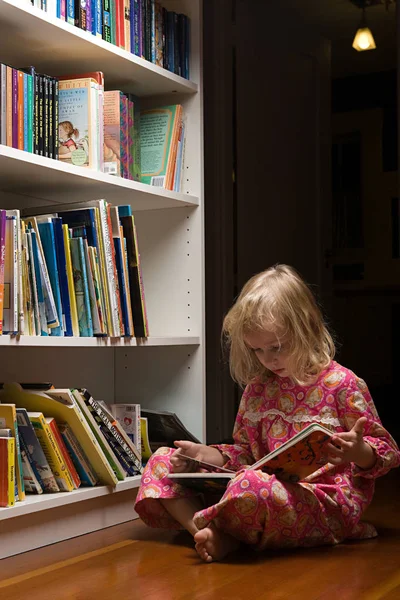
[194,524,239,563]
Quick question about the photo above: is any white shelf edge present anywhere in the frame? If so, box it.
[0,0,198,96]
[0,335,200,347]
[0,475,142,521]
[0,145,199,209]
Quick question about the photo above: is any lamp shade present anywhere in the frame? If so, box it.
[352,26,377,51]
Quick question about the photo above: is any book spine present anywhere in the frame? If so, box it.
[82,238,102,335]
[70,237,93,337]
[38,74,44,156]
[0,64,6,146]
[0,211,6,335]
[120,215,146,336]
[119,93,128,179]
[95,0,102,37]
[100,426,136,475]
[26,231,41,335]
[12,69,18,149]
[124,0,131,51]
[33,73,40,154]
[60,424,98,486]
[48,77,54,159]
[17,71,24,150]
[53,78,59,160]
[103,0,111,42]
[150,0,155,63]
[9,438,16,506]
[44,76,49,158]
[114,237,130,336]
[86,0,92,31]
[99,201,120,336]
[6,67,12,147]
[27,75,33,153]
[110,0,116,44]
[67,0,75,25]
[85,395,142,471]
[53,218,73,335]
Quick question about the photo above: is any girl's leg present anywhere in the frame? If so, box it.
[159,496,239,562]
[159,496,203,536]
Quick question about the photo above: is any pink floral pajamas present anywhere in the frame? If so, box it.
[135,362,400,549]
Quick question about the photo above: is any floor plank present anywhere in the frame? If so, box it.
[1,469,399,600]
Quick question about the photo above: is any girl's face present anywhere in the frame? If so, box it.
[245,330,291,378]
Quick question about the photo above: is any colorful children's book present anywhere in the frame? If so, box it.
[46,417,81,489]
[38,220,64,337]
[28,411,75,492]
[0,437,15,507]
[169,423,333,493]
[109,403,141,456]
[140,104,182,189]
[18,431,44,494]
[17,409,58,496]
[0,209,7,334]
[58,78,96,169]
[2,385,117,486]
[69,236,94,337]
[3,216,18,334]
[81,392,142,474]
[0,404,25,501]
[58,422,99,486]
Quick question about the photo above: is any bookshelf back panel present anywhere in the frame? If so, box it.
[115,345,205,440]
[135,207,202,337]
[0,347,115,402]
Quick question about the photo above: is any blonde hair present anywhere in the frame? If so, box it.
[222,264,335,386]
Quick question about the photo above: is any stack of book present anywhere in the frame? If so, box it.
[0,66,186,191]
[0,200,149,338]
[23,1,191,80]
[0,383,143,507]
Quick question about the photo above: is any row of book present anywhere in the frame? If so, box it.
[0,66,186,191]
[0,199,149,338]
[0,381,198,506]
[22,0,191,80]
[0,383,144,507]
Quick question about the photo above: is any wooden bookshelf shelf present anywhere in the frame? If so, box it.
[0,475,141,521]
[0,146,199,209]
[0,335,200,347]
[0,0,198,97]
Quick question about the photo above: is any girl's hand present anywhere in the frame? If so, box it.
[170,441,225,473]
[325,417,376,470]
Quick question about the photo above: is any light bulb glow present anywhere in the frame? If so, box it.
[352,27,376,52]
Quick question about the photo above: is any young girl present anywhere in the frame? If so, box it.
[135,265,400,563]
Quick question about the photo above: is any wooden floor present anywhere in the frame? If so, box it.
[1,470,400,600]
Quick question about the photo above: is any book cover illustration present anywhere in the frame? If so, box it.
[16,407,60,493]
[58,80,92,167]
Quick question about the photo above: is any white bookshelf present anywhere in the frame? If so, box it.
[0,0,204,559]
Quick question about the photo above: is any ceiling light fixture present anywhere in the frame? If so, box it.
[352,5,377,51]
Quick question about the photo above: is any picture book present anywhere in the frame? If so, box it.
[0,403,25,501]
[0,437,15,507]
[18,431,44,494]
[58,78,95,168]
[28,412,75,492]
[1,384,118,486]
[58,423,99,487]
[46,417,81,489]
[140,408,200,453]
[3,215,18,334]
[103,90,123,177]
[169,423,333,492]
[15,407,60,493]
[110,403,141,452]
[140,104,182,189]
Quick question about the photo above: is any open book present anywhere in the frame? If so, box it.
[169,423,332,492]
